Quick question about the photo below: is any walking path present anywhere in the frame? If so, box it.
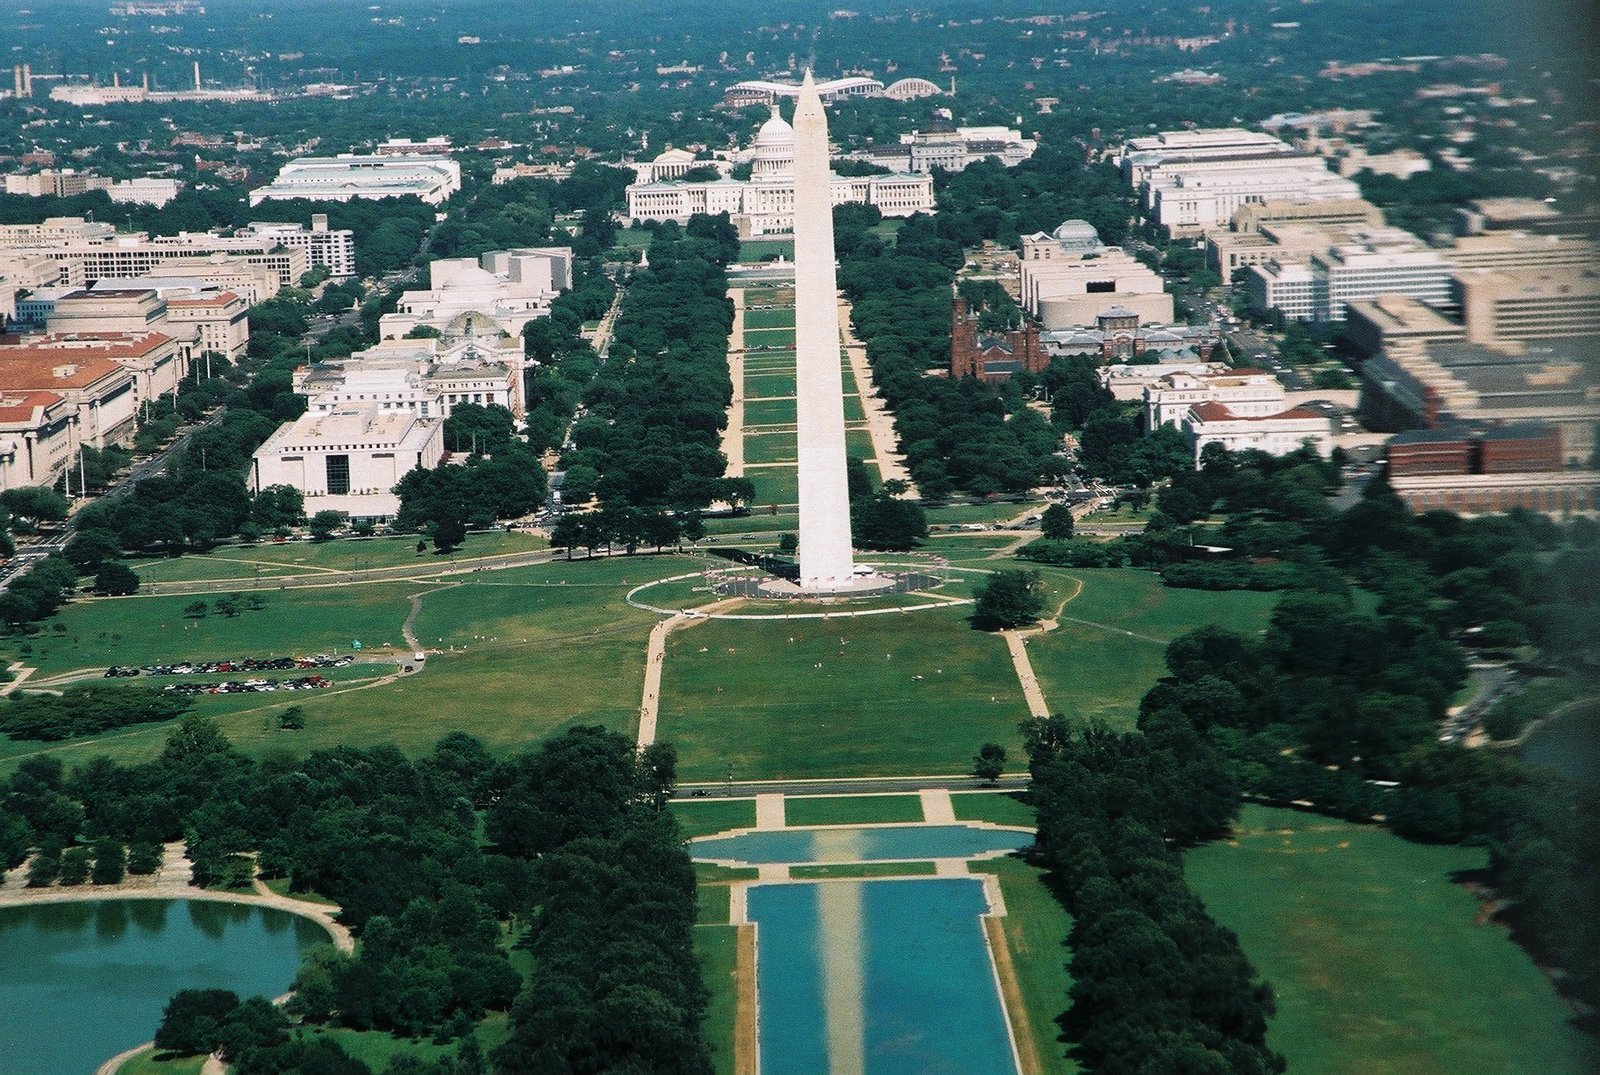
[837,297,915,495]
[722,289,746,476]
[637,599,741,749]
[1000,580,1086,720]
[1004,633,1051,719]
[919,787,957,824]
[755,793,787,829]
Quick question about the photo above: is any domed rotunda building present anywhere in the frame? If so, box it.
[625,106,934,237]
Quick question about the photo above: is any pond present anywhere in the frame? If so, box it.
[1519,701,1600,786]
[748,878,1018,1075]
[0,899,331,1074]
[691,823,1032,866]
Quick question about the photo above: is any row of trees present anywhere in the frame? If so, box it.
[0,721,709,1073]
[836,209,1061,500]
[1024,717,1283,1073]
[1097,461,1600,1013]
[562,215,736,513]
[0,683,191,742]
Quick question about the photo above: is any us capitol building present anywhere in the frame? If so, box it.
[623,109,934,237]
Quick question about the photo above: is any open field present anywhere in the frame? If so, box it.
[743,307,794,330]
[738,239,793,262]
[1187,805,1600,1075]
[743,370,797,397]
[784,794,924,827]
[743,398,798,426]
[1023,569,1278,728]
[747,466,798,506]
[4,584,417,679]
[742,434,797,465]
[128,531,545,583]
[655,606,1031,781]
[0,555,697,773]
[118,1050,206,1075]
[971,856,1078,1075]
[742,326,796,348]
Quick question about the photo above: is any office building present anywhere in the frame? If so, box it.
[236,216,357,278]
[250,404,444,522]
[1144,368,1287,430]
[1453,266,1600,343]
[248,155,462,207]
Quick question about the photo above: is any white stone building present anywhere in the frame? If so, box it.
[1145,158,1363,237]
[0,222,310,288]
[1182,401,1334,462]
[107,177,183,207]
[295,330,525,422]
[0,390,78,491]
[250,404,444,521]
[1144,368,1287,430]
[249,155,461,207]
[378,249,572,341]
[845,125,1037,174]
[625,110,934,237]
[1245,227,1453,323]
[0,347,139,448]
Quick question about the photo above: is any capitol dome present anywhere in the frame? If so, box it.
[750,107,796,178]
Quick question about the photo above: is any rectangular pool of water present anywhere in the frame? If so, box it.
[747,877,1019,1075]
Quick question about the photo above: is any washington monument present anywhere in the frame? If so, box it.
[792,70,856,591]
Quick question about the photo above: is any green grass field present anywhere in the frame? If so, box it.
[953,791,1036,828]
[742,327,796,348]
[1,555,697,773]
[784,794,924,827]
[7,583,416,678]
[743,398,797,426]
[742,435,797,464]
[671,798,757,839]
[118,1050,205,1075]
[694,924,741,1075]
[743,371,797,397]
[747,466,798,506]
[972,856,1078,1075]
[129,532,545,583]
[743,308,794,330]
[1186,805,1600,1075]
[738,239,793,262]
[1023,569,1277,729]
[656,606,1030,781]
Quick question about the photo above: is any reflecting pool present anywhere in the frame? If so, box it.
[691,823,1031,865]
[747,878,1018,1075]
[0,899,330,1074]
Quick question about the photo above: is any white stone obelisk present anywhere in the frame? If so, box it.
[792,70,856,591]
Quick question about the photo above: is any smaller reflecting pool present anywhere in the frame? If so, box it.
[691,823,1031,866]
[0,899,329,1074]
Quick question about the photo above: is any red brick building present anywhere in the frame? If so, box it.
[949,296,1044,383]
